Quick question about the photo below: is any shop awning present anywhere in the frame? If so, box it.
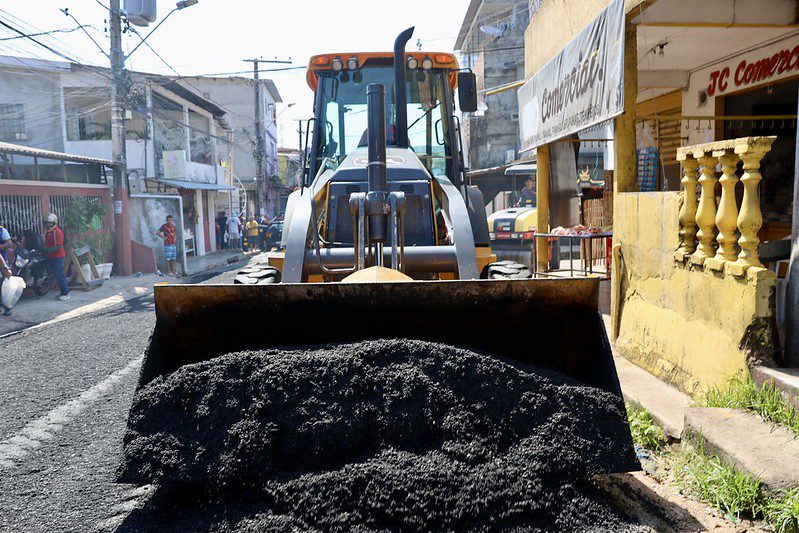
[505,163,537,176]
[157,179,236,191]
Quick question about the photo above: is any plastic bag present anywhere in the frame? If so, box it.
[2,276,26,309]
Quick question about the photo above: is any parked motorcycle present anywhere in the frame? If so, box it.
[13,230,54,297]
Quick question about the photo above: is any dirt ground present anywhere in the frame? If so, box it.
[599,450,768,532]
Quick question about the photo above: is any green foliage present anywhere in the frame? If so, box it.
[673,442,762,520]
[763,489,799,533]
[626,402,666,451]
[62,197,111,264]
[704,374,799,437]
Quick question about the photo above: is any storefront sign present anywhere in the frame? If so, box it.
[517,0,625,151]
[707,43,799,96]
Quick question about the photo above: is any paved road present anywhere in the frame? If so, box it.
[0,267,237,532]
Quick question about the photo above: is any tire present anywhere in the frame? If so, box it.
[234,264,281,285]
[481,260,533,280]
[32,269,54,296]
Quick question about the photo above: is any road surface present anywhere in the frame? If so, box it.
[0,267,235,532]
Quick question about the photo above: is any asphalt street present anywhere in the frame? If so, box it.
[0,267,237,532]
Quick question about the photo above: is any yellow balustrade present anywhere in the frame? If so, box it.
[705,149,740,271]
[675,136,776,276]
[729,137,775,275]
[691,153,719,266]
[674,154,699,261]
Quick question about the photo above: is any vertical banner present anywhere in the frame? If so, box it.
[518,0,625,151]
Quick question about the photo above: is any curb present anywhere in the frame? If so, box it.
[683,407,799,492]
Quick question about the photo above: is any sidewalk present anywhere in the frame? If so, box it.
[603,313,799,492]
[185,249,246,276]
[0,274,163,336]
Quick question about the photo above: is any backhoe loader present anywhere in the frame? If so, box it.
[133,27,638,474]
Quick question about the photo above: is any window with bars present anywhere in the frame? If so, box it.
[0,104,26,141]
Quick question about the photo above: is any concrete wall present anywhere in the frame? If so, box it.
[129,195,183,272]
[0,67,64,152]
[523,0,648,78]
[614,192,777,395]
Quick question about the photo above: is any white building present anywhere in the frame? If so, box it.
[178,75,282,218]
[0,54,240,272]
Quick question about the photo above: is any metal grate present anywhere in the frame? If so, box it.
[49,195,103,225]
[0,194,42,238]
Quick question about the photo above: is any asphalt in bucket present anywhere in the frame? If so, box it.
[118,339,643,531]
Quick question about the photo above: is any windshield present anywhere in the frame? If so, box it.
[314,63,453,177]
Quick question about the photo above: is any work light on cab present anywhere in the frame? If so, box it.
[346,56,359,71]
[422,56,433,70]
[407,56,418,69]
[331,57,343,71]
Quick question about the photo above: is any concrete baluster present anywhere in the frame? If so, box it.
[706,149,740,271]
[690,152,719,267]
[730,138,774,275]
[674,155,699,261]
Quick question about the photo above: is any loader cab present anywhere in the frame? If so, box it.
[306,54,461,182]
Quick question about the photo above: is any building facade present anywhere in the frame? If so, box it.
[521,0,799,391]
[178,75,283,219]
[0,55,245,273]
[456,0,530,171]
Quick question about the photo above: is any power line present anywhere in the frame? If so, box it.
[0,18,77,62]
[0,24,95,42]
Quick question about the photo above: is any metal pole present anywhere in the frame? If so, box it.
[785,91,799,366]
[110,0,132,275]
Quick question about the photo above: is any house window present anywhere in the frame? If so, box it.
[64,87,147,141]
[0,104,26,141]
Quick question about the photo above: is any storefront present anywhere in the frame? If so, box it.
[522,0,799,391]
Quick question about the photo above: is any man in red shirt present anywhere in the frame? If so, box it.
[43,213,69,301]
[156,215,178,276]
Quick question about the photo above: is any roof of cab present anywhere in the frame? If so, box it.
[305,52,460,90]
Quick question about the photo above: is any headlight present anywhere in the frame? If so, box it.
[331,57,343,72]
[407,56,418,70]
[346,56,358,71]
[421,56,433,70]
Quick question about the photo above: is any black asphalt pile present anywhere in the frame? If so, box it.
[118,339,641,531]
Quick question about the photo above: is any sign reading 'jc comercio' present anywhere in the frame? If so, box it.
[517,0,625,152]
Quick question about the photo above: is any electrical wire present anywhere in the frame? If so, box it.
[0,18,77,63]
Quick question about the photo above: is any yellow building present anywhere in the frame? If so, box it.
[521,0,798,394]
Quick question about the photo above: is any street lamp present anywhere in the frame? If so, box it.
[125,0,200,60]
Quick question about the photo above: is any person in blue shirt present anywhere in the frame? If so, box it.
[0,224,13,264]
[516,177,536,207]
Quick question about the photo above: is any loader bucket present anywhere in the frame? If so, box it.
[139,277,637,472]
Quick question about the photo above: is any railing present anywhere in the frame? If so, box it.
[674,136,776,276]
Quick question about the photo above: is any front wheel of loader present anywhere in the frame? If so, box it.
[234,264,281,285]
[481,261,533,280]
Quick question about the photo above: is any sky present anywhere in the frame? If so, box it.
[0,0,472,149]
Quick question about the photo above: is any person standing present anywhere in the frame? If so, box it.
[42,213,69,301]
[215,211,228,250]
[156,215,179,276]
[226,212,242,250]
[245,215,260,252]
[0,224,13,264]
[0,253,12,316]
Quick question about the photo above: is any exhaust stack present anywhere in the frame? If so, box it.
[393,26,414,148]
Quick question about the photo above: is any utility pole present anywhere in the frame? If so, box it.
[110,0,132,275]
[244,58,267,218]
[244,57,291,219]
